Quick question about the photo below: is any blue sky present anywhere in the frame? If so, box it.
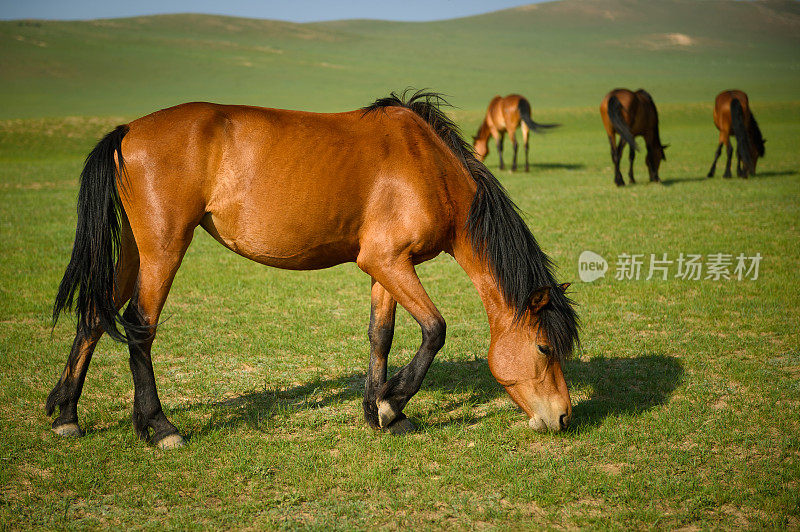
[0,0,549,22]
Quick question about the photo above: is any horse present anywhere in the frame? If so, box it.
[707,90,765,179]
[600,88,667,186]
[48,91,579,448]
[473,94,559,172]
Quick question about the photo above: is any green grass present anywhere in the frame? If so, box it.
[1,1,800,529]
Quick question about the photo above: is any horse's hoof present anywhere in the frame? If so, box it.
[155,433,185,450]
[386,413,416,435]
[377,400,397,429]
[53,423,84,437]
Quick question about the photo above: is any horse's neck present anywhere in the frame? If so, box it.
[451,234,515,334]
[476,120,492,142]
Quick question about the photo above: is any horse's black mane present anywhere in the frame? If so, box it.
[636,88,665,154]
[363,90,579,360]
[749,114,765,157]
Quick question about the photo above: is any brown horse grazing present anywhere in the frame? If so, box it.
[473,94,559,172]
[708,90,765,179]
[49,91,579,448]
[600,88,667,186]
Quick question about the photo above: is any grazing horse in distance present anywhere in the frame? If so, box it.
[48,91,579,449]
[473,94,559,172]
[707,90,765,179]
[600,88,667,186]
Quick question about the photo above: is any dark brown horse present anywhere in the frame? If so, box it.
[600,88,667,186]
[707,90,765,179]
[473,94,558,172]
[49,91,579,448]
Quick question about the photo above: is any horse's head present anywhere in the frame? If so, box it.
[487,285,573,432]
[473,135,489,162]
[646,143,667,180]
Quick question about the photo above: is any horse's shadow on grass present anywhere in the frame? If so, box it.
[659,176,710,187]
[174,353,682,437]
[661,169,797,186]
[493,162,585,172]
[531,162,585,171]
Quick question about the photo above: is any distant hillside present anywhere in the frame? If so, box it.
[0,0,798,119]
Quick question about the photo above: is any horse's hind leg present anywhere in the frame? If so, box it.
[47,220,140,436]
[736,143,747,178]
[708,142,723,177]
[723,141,733,178]
[357,250,446,434]
[522,124,530,172]
[510,129,519,172]
[627,141,636,184]
[122,232,193,448]
[609,135,624,186]
[363,279,397,429]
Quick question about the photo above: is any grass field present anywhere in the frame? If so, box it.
[1,0,799,529]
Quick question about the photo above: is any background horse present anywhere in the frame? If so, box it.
[600,88,667,186]
[707,90,765,179]
[48,91,579,448]
[473,94,559,172]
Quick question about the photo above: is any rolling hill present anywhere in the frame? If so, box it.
[0,0,798,119]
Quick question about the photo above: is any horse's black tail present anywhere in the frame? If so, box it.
[518,98,559,133]
[52,125,135,343]
[730,98,754,173]
[608,95,638,151]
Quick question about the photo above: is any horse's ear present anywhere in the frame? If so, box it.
[558,282,571,292]
[528,287,551,314]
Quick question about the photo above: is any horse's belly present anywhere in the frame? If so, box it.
[199,212,360,270]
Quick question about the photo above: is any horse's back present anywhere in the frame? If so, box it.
[119,102,462,270]
[713,90,750,132]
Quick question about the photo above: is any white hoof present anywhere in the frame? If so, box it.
[377,401,397,429]
[53,423,83,437]
[155,434,185,450]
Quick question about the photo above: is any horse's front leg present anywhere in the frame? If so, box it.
[627,140,636,184]
[363,279,396,430]
[357,250,446,434]
[494,132,505,170]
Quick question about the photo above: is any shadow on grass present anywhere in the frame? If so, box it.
[167,353,682,437]
[493,162,585,172]
[752,169,797,178]
[531,162,585,170]
[661,169,797,186]
[566,354,684,432]
[659,176,711,187]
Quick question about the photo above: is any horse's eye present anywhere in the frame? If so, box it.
[537,344,552,356]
